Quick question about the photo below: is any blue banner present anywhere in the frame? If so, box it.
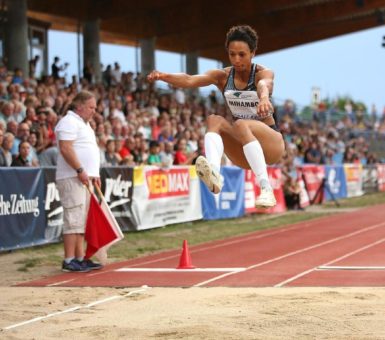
[201,166,245,220]
[324,165,347,201]
[0,168,47,251]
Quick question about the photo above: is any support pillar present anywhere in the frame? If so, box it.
[4,0,28,76]
[140,37,155,76]
[186,51,199,97]
[186,52,198,75]
[83,19,101,83]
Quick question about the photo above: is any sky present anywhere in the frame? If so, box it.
[48,25,385,113]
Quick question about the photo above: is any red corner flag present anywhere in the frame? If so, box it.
[85,192,124,264]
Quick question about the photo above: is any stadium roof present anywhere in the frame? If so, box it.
[27,0,385,62]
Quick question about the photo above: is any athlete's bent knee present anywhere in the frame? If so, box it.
[207,114,227,132]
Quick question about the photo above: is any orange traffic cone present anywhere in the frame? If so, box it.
[177,240,195,269]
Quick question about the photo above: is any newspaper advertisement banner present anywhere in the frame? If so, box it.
[131,166,202,230]
[0,168,46,251]
[100,167,136,231]
[297,165,325,204]
[245,167,286,214]
[377,164,385,192]
[201,166,245,220]
[344,164,364,197]
[362,165,378,194]
[43,167,63,243]
[324,165,347,201]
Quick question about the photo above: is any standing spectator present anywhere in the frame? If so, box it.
[83,60,94,84]
[55,90,102,272]
[102,65,112,87]
[51,56,68,80]
[111,62,122,86]
[29,55,40,79]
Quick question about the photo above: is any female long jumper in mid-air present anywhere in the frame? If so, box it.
[147,25,285,208]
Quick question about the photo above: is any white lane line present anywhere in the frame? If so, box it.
[317,266,385,270]
[115,268,246,272]
[3,286,150,331]
[123,220,325,268]
[46,279,74,287]
[274,237,385,287]
[194,221,385,287]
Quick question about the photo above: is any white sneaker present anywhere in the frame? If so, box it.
[195,156,223,194]
[255,187,276,209]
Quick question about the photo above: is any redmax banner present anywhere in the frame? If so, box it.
[245,166,286,214]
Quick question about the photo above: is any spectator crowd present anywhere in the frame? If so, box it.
[1,56,385,211]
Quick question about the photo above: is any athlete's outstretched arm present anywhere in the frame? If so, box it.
[147,69,224,88]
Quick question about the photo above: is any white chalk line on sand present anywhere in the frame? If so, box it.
[2,285,150,331]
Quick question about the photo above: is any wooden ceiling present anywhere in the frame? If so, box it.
[26,0,385,62]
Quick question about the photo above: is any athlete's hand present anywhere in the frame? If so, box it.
[257,97,273,118]
[147,70,163,82]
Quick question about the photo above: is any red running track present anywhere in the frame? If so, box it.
[18,204,385,288]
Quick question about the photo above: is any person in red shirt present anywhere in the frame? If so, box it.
[173,138,197,165]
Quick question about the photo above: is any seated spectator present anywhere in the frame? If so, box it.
[11,122,30,156]
[147,140,162,166]
[104,139,121,166]
[2,132,14,166]
[159,141,174,168]
[304,140,324,164]
[0,129,6,166]
[38,145,58,166]
[11,141,32,167]
[173,138,197,165]
[120,154,135,166]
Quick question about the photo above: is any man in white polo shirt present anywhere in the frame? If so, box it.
[55,90,102,272]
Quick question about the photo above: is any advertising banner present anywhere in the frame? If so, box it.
[298,165,325,204]
[324,165,347,201]
[132,166,202,230]
[245,167,286,214]
[362,165,378,194]
[344,164,364,197]
[100,167,136,231]
[201,166,245,220]
[377,164,385,192]
[43,167,63,243]
[0,168,46,251]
